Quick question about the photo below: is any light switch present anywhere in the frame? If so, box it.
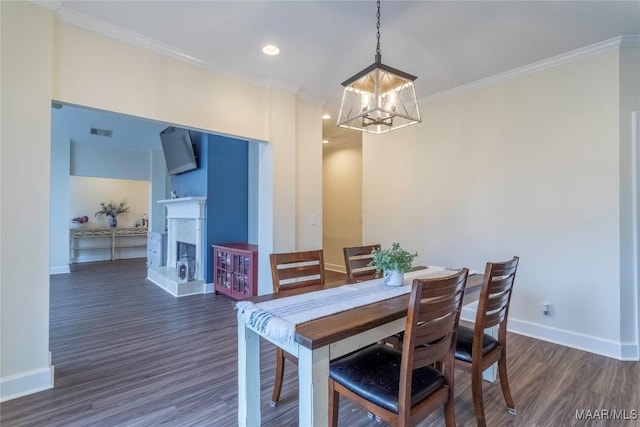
[309,214,316,226]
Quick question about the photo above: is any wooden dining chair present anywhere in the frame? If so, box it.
[269,249,325,406]
[454,256,519,427]
[343,244,381,283]
[328,269,468,427]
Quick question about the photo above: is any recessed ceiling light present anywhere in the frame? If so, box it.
[262,44,280,56]
[322,114,331,120]
[322,140,329,144]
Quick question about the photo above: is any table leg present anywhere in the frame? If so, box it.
[298,345,329,427]
[238,320,261,427]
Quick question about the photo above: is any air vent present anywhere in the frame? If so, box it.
[51,101,63,109]
[90,127,113,137]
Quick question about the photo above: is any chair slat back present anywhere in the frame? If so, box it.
[399,269,468,396]
[343,244,381,283]
[270,250,325,293]
[476,257,519,330]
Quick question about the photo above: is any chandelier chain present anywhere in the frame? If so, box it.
[376,0,381,56]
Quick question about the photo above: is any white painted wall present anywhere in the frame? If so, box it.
[50,139,153,271]
[267,88,297,253]
[149,149,169,233]
[247,142,259,245]
[618,45,640,359]
[323,142,363,272]
[68,176,149,262]
[69,176,150,229]
[49,114,71,274]
[70,141,151,180]
[295,101,323,252]
[0,1,54,400]
[53,21,269,142]
[363,49,627,358]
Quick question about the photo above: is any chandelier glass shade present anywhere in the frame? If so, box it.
[337,1,421,134]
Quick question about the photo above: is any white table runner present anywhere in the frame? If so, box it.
[236,266,457,344]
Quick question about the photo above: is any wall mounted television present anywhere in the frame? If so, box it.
[160,126,197,175]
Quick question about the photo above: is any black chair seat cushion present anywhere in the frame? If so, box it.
[454,325,499,363]
[329,344,444,413]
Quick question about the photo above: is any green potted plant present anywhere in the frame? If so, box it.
[95,200,130,228]
[370,242,418,287]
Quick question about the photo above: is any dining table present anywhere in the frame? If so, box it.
[236,267,486,427]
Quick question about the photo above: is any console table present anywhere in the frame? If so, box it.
[69,227,148,263]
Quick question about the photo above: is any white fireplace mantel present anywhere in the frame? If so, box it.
[158,196,206,219]
[149,196,207,297]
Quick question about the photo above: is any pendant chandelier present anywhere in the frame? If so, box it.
[337,0,421,135]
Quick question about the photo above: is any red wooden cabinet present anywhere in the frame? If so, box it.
[213,243,258,300]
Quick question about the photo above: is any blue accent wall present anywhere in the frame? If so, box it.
[169,131,207,197]
[204,133,248,282]
[168,131,249,283]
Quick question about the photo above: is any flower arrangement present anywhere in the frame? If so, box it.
[370,242,418,277]
[95,200,130,219]
[71,215,89,224]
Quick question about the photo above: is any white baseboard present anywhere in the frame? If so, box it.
[461,304,639,361]
[203,282,214,294]
[0,365,54,402]
[49,265,70,275]
[325,263,346,274]
[621,342,640,360]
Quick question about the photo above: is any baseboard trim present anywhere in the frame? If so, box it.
[49,265,70,275]
[461,304,638,361]
[620,342,640,361]
[0,365,54,402]
[203,282,214,294]
[325,263,346,274]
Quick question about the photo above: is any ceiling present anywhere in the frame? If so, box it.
[44,0,639,146]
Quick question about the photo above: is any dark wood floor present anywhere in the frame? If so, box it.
[2,259,638,426]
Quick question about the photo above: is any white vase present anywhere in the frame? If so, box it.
[384,270,404,287]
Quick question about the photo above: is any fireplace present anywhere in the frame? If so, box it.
[176,241,196,262]
[147,197,207,296]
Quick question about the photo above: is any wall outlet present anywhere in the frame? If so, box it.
[542,303,553,317]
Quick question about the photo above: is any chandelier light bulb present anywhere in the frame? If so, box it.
[336,0,421,134]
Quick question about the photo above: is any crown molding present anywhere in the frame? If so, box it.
[52,6,301,97]
[421,35,637,105]
[31,1,62,11]
[46,5,637,110]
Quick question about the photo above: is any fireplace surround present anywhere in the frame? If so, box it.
[147,196,208,296]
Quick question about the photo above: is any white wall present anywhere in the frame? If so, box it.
[50,139,154,271]
[70,141,151,180]
[296,101,323,252]
[69,176,150,229]
[618,45,640,358]
[149,148,169,233]
[49,118,71,274]
[363,49,629,358]
[323,142,363,271]
[68,176,149,262]
[53,21,269,142]
[0,1,54,400]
